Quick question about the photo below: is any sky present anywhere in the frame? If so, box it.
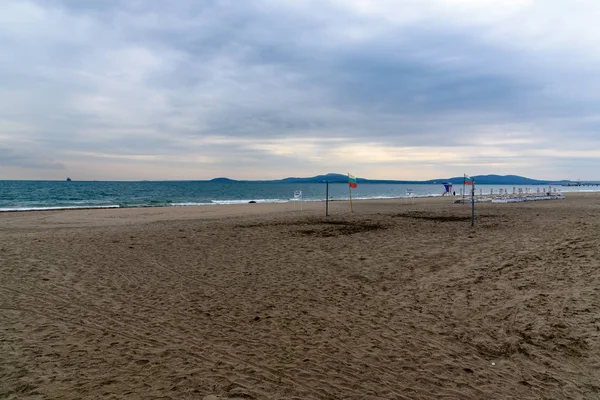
[1,0,599,181]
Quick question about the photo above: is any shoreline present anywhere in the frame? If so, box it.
[0,192,592,231]
[0,190,581,214]
[0,195,444,213]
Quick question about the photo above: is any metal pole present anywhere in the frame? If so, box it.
[325,181,329,216]
[348,173,353,213]
[471,179,475,227]
[349,184,353,213]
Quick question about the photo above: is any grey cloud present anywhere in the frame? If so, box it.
[24,2,553,128]
[0,148,65,169]
[2,0,600,179]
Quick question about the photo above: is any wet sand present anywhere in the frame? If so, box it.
[1,194,599,399]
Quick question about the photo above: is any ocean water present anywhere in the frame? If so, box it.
[0,180,590,212]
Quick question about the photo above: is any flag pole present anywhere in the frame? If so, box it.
[348,173,354,213]
[325,180,329,216]
[471,178,475,227]
[463,174,466,205]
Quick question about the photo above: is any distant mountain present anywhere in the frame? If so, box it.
[278,173,353,183]
[278,173,552,185]
[208,173,553,185]
[427,175,549,185]
[273,173,428,184]
[210,177,238,183]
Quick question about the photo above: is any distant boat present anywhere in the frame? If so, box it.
[66,177,72,182]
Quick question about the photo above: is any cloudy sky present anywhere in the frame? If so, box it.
[1,0,599,180]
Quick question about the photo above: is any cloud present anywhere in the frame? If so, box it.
[0,148,65,170]
[0,0,599,180]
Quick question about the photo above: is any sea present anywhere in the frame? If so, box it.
[0,180,593,212]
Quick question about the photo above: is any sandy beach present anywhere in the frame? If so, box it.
[1,194,599,399]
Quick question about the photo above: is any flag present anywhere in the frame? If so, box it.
[464,174,473,185]
[348,173,358,188]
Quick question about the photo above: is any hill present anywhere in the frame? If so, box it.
[427,175,549,185]
[207,174,558,185]
[277,173,350,183]
[278,174,550,185]
[209,177,238,183]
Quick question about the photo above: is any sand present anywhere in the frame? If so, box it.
[1,194,599,399]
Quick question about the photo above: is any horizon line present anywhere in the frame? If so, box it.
[0,174,593,183]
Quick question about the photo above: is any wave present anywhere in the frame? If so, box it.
[0,205,121,212]
[0,194,444,211]
[170,202,214,207]
[210,199,289,205]
[0,190,572,212]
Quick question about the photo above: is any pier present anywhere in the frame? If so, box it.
[563,182,600,187]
